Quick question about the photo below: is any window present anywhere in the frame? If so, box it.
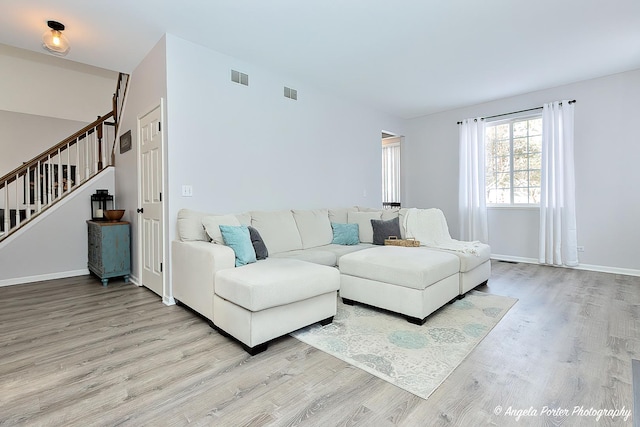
[485,116,542,205]
[382,136,401,205]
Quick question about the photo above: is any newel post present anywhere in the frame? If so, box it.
[97,117,103,170]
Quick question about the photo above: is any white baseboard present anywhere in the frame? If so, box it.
[128,275,141,286]
[491,254,538,264]
[491,254,640,277]
[0,269,90,287]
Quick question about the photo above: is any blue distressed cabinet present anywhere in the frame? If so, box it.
[87,220,131,286]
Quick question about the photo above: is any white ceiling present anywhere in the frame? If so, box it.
[1,0,639,119]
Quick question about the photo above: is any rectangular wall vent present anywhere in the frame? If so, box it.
[284,86,298,100]
[231,70,249,86]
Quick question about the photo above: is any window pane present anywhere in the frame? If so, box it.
[529,136,542,152]
[495,188,510,204]
[529,118,542,135]
[485,126,496,140]
[514,171,528,187]
[513,121,527,137]
[485,140,495,157]
[529,188,541,204]
[513,138,528,155]
[513,155,528,171]
[496,124,509,140]
[529,170,541,187]
[513,188,528,204]
[496,172,510,188]
[487,188,497,204]
[496,156,510,173]
[495,141,510,156]
[486,159,496,175]
[529,152,541,169]
[486,170,496,186]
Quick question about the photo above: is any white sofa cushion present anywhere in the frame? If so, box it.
[381,208,400,221]
[292,209,333,249]
[235,212,252,226]
[328,207,357,224]
[177,208,211,242]
[250,210,303,255]
[215,258,339,312]
[347,211,381,243]
[270,248,337,266]
[321,243,373,265]
[202,215,241,244]
[339,246,459,290]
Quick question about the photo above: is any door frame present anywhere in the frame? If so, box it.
[136,98,172,305]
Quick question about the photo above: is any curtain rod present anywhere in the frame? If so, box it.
[456,100,576,124]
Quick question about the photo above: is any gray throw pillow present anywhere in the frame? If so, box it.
[248,226,269,260]
[371,217,401,245]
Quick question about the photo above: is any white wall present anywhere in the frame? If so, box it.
[114,35,168,286]
[0,110,88,176]
[405,69,640,273]
[164,34,404,240]
[0,44,117,122]
[0,168,115,285]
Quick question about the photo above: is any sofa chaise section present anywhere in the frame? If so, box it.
[213,258,339,354]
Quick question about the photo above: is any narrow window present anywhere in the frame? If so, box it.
[382,135,401,206]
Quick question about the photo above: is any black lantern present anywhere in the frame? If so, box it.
[91,189,114,221]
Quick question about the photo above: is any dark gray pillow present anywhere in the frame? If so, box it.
[248,226,268,260]
[371,217,402,245]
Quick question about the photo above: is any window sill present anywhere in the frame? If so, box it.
[487,205,539,211]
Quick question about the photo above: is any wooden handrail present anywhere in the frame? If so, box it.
[111,73,130,161]
[0,111,113,185]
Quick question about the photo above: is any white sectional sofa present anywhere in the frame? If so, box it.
[171,206,491,354]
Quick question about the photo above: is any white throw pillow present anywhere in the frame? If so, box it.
[348,211,381,243]
[177,209,212,242]
[202,215,241,244]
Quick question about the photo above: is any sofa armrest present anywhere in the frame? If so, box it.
[171,240,235,321]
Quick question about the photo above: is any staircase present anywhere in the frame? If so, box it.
[0,73,129,243]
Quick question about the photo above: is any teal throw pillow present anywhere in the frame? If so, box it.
[219,225,257,267]
[331,222,359,245]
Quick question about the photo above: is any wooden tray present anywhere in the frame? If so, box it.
[384,236,420,247]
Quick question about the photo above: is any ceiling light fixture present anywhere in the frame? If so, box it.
[42,20,70,56]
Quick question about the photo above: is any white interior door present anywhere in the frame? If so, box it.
[138,104,163,296]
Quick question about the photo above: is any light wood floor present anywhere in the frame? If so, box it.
[1,262,638,426]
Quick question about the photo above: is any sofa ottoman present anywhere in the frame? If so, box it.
[422,244,492,294]
[339,246,460,325]
[213,258,340,355]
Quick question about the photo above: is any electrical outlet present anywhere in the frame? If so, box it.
[577,246,585,252]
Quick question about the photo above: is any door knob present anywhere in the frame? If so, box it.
[137,208,144,213]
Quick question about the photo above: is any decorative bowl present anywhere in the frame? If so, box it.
[104,209,125,222]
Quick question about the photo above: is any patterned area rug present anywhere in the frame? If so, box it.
[291,291,517,399]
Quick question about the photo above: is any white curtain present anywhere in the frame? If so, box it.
[382,138,401,203]
[458,118,488,243]
[539,101,578,266]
